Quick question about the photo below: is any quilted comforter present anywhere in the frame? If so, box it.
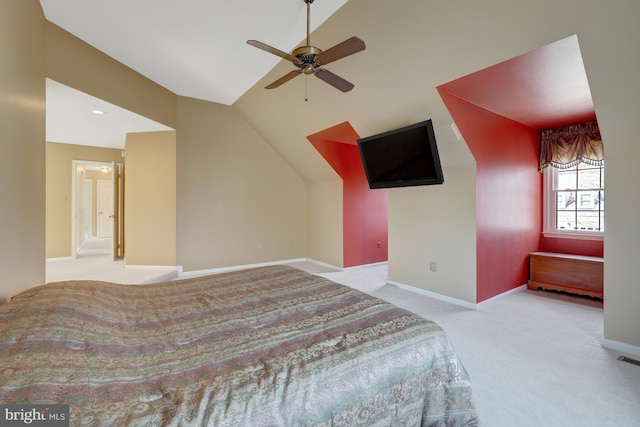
[0,265,478,426]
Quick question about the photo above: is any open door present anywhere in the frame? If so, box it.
[96,179,113,238]
[112,162,125,260]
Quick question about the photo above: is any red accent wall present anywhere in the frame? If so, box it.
[307,122,388,267]
[438,90,542,302]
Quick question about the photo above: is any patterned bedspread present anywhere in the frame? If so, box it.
[0,265,478,426]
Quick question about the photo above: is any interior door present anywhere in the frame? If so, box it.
[97,179,113,238]
[112,162,124,260]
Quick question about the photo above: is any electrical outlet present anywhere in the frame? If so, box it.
[429,261,437,272]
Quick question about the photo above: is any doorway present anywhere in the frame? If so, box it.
[71,160,124,260]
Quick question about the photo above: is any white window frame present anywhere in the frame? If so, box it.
[542,164,604,241]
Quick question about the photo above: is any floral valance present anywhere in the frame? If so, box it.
[539,120,604,172]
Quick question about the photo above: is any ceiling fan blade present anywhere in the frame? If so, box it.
[314,68,354,92]
[247,40,299,63]
[265,70,302,89]
[315,36,366,65]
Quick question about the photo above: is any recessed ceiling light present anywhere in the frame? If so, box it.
[92,109,105,115]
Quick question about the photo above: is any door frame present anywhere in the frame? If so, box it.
[71,160,117,259]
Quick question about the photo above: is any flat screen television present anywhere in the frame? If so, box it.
[357,119,444,189]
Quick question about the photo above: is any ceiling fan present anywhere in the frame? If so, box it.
[247,0,365,94]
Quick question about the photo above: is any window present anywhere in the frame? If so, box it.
[543,162,604,240]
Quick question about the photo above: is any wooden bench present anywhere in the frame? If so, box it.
[528,252,604,300]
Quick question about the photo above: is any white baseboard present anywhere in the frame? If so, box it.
[304,259,389,272]
[601,338,640,359]
[125,264,182,271]
[46,256,74,262]
[386,280,478,310]
[344,261,388,271]
[385,281,527,311]
[178,258,307,278]
[304,258,343,271]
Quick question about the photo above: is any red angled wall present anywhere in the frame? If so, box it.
[438,90,542,302]
[308,122,388,268]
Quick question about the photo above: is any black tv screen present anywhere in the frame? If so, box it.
[357,119,444,189]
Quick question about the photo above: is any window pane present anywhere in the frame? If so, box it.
[556,168,577,190]
[556,191,575,209]
[557,210,576,230]
[577,167,601,190]
[575,210,603,232]
[577,190,598,208]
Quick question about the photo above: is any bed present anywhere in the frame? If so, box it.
[0,265,478,426]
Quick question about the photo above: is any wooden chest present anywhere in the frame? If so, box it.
[528,252,604,300]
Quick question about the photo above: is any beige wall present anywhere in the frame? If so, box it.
[388,164,477,304]
[46,142,123,258]
[124,131,177,266]
[584,4,640,347]
[176,96,306,272]
[0,1,45,300]
[306,180,343,268]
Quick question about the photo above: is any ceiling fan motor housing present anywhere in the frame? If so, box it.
[293,45,323,73]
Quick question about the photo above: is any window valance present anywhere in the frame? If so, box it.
[539,120,604,172]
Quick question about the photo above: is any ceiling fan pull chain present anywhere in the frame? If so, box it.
[305,75,308,102]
